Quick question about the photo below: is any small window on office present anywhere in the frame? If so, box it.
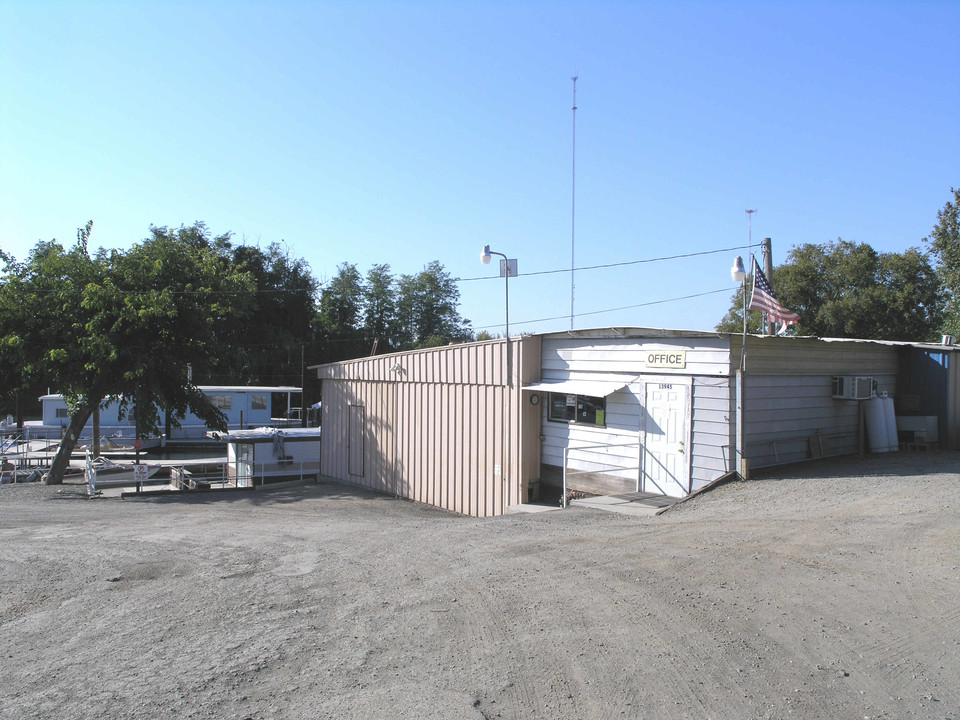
[548,393,605,427]
[56,407,69,419]
[209,395,232,410]
[251,395,267,411]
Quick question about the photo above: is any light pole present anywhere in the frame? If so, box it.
[730,255,748,479]
[731,255,747,335]
[480,244,515,339]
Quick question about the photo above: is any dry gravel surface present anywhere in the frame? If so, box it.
[1,452,959,720]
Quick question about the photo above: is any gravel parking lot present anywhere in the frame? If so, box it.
[2,452,959,719]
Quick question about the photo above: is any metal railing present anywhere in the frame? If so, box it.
[562,441,642,508]
[229,460,321,489]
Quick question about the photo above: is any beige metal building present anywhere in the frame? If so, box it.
[313,328,959,517]
[313,337,542,517]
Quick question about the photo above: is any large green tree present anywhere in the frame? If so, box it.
[716,239,943,341]
[362,263,397,352]
[925,187,960,336]
[220,241,318,385]
[394,261,471,349]
[1,222,255,483]
[316,262,367,362]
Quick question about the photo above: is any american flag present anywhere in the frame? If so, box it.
[749,258,799,326]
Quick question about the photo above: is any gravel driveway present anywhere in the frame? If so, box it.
[2,452,958,719]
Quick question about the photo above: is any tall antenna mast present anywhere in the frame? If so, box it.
[745,209,756,333]
[570,75,578,330]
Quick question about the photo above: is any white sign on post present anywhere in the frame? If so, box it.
[499,258,518,277]
[133,464,148,482]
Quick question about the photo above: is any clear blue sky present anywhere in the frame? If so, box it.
[2,1,958,339]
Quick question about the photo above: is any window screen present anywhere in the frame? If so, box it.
[548,393,605,426]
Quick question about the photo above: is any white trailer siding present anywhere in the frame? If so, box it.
[690,378,734,490]
[539,382,643,489]
[538,335,733,495]
[39,386,301,440]
[740,338,899,468]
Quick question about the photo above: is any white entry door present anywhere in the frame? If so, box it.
[643,382,689,497]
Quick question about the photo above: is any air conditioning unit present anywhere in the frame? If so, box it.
[832,376,873,400]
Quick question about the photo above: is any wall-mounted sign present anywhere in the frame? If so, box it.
[645,350,686,369]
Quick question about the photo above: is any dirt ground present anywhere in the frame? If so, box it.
[1,452,959,720]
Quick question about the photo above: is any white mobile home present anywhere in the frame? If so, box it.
[313,329,958,517]
[35,385,303,441]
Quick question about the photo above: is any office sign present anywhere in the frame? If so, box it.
[645,350,686,369]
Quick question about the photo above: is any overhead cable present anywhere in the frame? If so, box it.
[471,287,735,331]
[456,244,749,282]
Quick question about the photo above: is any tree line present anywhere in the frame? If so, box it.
[315,261,473,364]
[3,188,957,481]
[0,222,472,481]
[717,188,960,341]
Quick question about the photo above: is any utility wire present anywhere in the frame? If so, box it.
[471,286,735,331]
[456,244,749,282]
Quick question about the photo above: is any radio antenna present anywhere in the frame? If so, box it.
[570,74,578,330]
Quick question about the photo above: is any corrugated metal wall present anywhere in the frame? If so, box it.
[316,337,541,517]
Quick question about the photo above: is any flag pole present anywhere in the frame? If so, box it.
[738,209,756,480]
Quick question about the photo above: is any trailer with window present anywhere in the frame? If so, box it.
[33,385,304,443]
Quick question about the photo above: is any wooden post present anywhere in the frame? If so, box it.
[763,237,775,336]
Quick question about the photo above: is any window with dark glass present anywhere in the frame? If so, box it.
[209,395,233,410]
[548,393,606,426]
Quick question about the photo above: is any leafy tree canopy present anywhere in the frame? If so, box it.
[925,187,960,336]
[716,239,943,341]
[217,240,318,386]
[1,222,256,483]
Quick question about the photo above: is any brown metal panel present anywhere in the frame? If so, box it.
[315,337,536,517]
[442,383,453,510]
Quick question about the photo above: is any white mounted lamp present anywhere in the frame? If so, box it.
[480,244,514,339]
[730,256,746,283]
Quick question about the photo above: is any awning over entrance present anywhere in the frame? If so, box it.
[521,378,631,397]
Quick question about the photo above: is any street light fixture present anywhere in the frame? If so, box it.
[730,255,746,283]
[731,255,747,337]
[730,254,749,479]
[480,244,514,339]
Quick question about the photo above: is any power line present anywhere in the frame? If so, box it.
[456,244,748,282]
[471,286,734,331]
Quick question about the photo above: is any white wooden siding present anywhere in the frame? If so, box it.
[744,373,897,468]
[540,383,643,482]
[537,336,735,494]
[740,340,900,468]
[541,336,731,377]
[736,336,900,376]
[690,379,733,490]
